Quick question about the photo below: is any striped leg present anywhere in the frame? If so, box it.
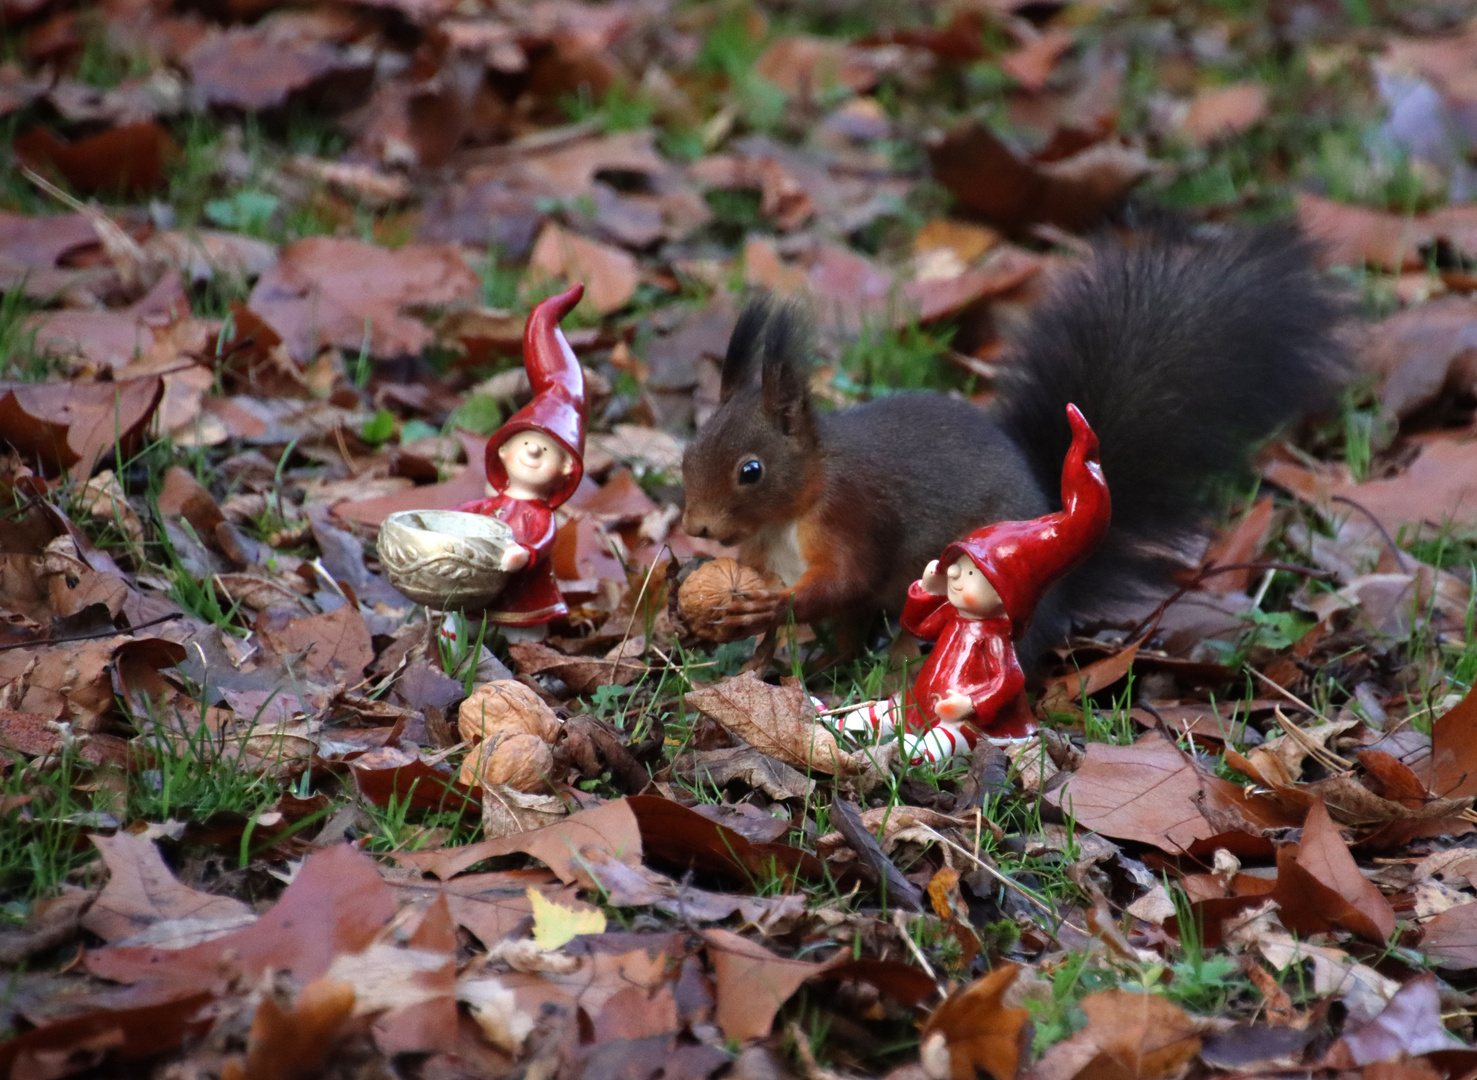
[902,722,971,766]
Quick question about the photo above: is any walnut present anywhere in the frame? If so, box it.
[457,680,561,792]
[677,557,777,642]
[458,680,560,744]
[460,732,555,793]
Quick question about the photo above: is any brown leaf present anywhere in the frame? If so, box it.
[929,120,1154,233]
[921,964,1029,1080]
[703,927,830,1042]
[1359,296,1477,422]
[1026,990,1201,1080]
[0,377,163,478]
[1430,684,1477,799]
[1000,29,1075,93]
[1421,899,1477,969]
[86,843,395,990]
[0,989,215,1079]
[408,796,643,883]
[753,35,881,97]
[1039,638,1140,713]
[508,639,644,696]
[227,976,357,1080]
[184,26,372,112]
[261,603,373,681]
[15,121,177,196]
[1201,496,1274,594]
[627,794,824,889]
[249,237,480,362]
[1297,193,1428,271]
[1270,799,1395,944]
[685,672,877,778]
[1048,732,1292,852]
[82,832,254,944]
[1179,82,1268,145]
[529,223,639,315]
[670,746,815,801]
[1325,974,1462,1067]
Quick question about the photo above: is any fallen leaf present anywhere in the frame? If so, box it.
[249,237,480,362]
[1421,898,1477,968]
[1270,799,1396,944]
[260,603,373,681]
[1000,29,1075,93]
[0,990,215,1079]
[409,797,643,882]
[86,843,396,990]
[508,639,644,695]
[685,672,878,778]
[1048,732,1293,852]
[670,746,815,801]
[15,121,177,196]
[528,886,607,949]
[528,222,639,315]
[1179,82,1268,145]
[81,832,254,944]
[1255,932,1398,1025]
[1039,638,1140,712]
[1325,974,1463,1067]
[0,377,164,478]
[184,26,372,112]
[920,964,1030,1080]
[1358,296,1477,422]
[703,927,831,1042]
[226,977,357,1080]
[1027,989,1201,1080]
[1429,684,1477,799]
[929,119,1154,233]
[627,794,823,889]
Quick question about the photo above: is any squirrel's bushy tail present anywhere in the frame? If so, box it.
[994,223,1351,652]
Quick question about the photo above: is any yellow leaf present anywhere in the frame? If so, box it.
[527,887,606,950]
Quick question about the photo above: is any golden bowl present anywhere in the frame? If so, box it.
[378,509,516,610]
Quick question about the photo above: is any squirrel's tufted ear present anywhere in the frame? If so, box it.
[759,302,815,440]
[719,295,773,402]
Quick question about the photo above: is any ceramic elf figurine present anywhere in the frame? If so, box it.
[449,283,587,643]
[836,404,1110,764]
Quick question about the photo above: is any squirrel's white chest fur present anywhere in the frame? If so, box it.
[741,521,808,587]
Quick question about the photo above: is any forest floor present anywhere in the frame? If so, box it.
[3,0,1477,1077]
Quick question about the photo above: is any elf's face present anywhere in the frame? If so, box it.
[947,556,1004,618]
[498,431,572,493]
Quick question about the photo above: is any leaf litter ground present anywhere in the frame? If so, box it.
[2,0,1477,1078]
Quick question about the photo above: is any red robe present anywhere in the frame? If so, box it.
[899,582,1034,740]
[454,493,565,626]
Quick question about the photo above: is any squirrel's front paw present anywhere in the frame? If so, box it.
[710,587,790,635]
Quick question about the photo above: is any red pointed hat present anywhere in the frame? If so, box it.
[485,284,587,508]
[939,404,1110,630]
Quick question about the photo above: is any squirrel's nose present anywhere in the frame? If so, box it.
[681,511,710,539]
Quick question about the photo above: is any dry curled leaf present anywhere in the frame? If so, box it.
[685,672,880,779]
[921,964,1030,1080]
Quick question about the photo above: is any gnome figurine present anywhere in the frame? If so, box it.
[835,404,1111,764]
[448,284,587,643]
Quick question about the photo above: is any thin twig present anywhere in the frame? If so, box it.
[1251,667,1330,724]
[0,612,182,653]
[1272,705,1352,772]
[1331,494,1410,574]
[610,544,670,685]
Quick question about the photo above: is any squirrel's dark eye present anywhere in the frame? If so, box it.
[738,459,763,485]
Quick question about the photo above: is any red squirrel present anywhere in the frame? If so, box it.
[680,223,1349,659]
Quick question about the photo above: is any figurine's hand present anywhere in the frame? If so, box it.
[499,545,530,572]
[921,560,947,597]
[709,586,791,637]
[934,690,974,723]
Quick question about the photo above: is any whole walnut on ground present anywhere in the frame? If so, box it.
[677,557,778,642]
[457,680,560,792]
